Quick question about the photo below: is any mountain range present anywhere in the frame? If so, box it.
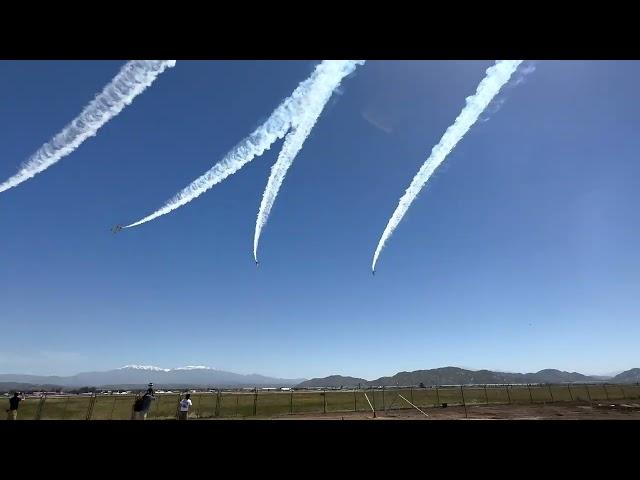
[296,367,640,388]
[1,365,638,391]
[0,365,304,389]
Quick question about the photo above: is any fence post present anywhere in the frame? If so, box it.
[35,394,46,420]
[586,384,592,403]
[109,395,117,420]
[91,393,98,420]
[382,387,386,412]
[323,390,327,414]
[173,394,179,420]
[85,393,96,421]
[620,385,626,400]
[62,395,70,420]
[603,384,610,401]
[353,390,357,412]
[548,384,554,402]
[410,386,414,404]
[196,393,202,419]
[215,390,221,417]
[460,386,468,419]
[435,386,440,407]
[253,388,258,416]
[527,384,533,404]
[484,385,489,405]
[506,385,511,404]
[567,384,573,401]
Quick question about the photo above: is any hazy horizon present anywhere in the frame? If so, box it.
[0,362,630,380]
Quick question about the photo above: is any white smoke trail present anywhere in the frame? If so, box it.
[371,60,523,272]
[253,60,363,262]
[125,60,364,229]
[0,60,176,193]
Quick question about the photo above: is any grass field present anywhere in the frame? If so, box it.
[4,384,640,420]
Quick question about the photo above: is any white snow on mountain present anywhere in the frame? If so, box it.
[118,365,215,372]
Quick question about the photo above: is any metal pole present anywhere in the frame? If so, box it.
[109,395,117,420]
[382,385,387,412]
[323,390,327,414]
[62,396,70,420]
[36,394,46,420]
[398,394,429,417]
[460,386,468,419]
[86,394,95,420]
[235,393,239,417]
[527,384,533,403]
[174,393,181,419]
[603,384,610,401]
[353,390,357,412]
[410,386,414,404]
[435,386,440,407]
[253,388,258,416]
[586,384,592,403]
[85,393,96,421]
[620,385,626,400]
[215,390,221,417]
[363,392,376,418]
[506,385,511,404]
[290,390,293,415]
[484,385,489,405]
[568,384,573,401]
[372,388,375,412]
[548,384,554,402]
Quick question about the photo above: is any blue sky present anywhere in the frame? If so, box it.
[1,60,638,379]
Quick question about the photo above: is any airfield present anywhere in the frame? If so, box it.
[4,384,639,420]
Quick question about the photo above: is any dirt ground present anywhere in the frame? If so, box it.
[250,401,640,420]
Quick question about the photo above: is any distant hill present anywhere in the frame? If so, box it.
[296,375,369,388]
[3,365,636,392]
[613,368,640,383]
[296,367,632,388]
[0,382,66,393]
[0,365,305,389]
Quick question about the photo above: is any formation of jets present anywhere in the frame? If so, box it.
[111,225,376,275]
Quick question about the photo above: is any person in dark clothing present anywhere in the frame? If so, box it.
[6,392,25,420]
[133,387,155,420]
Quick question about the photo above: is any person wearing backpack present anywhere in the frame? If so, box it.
[132,395,145,419]
[178,393,192,420]
[132,387,155,420]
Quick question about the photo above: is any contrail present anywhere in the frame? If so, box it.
[0,60,176,193]
[371,60,523,273]
[124,60,364,230]
[253,60,364,262]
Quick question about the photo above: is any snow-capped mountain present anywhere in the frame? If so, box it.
[0,365,305,388]
[117,365,215,372]
[118,365,171,372]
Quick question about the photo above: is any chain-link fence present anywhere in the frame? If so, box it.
[3,383,640,420]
